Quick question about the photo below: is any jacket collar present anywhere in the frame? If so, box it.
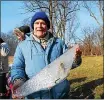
[26,31,55,43]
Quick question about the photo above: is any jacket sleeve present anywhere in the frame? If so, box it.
[0,42,10,56]
[71,56,82,69]
[11,45,26,83]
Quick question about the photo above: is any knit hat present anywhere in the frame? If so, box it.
[31,11,50,30]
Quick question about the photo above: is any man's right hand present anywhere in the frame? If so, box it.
[12,79,25,99]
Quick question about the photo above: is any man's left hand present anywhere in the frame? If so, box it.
[72,47,82,69]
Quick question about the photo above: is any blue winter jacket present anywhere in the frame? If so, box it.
[11,34,70,99]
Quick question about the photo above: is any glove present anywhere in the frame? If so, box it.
[1,43,9,56]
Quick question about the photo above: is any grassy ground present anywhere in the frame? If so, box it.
[67,56,104,99]
[8,56,104,99]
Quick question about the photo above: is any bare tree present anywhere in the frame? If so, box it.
[82,27,94,55]
[82,0,103,27]
[78,0,104,56]
[80,26,103,56]
[94,27,104,55]
[52,1,80,40]
[66,12,80,44]
[22,0,80,42]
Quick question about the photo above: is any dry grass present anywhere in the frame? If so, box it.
[67,56,104,99]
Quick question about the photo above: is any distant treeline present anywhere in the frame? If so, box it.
[1,25,103,56]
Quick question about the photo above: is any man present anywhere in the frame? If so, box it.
[11,11,82,99]
[0,38,10,99]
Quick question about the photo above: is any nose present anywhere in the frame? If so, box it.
[38,23,42,27]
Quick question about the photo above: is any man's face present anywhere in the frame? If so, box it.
[33,19,47,38]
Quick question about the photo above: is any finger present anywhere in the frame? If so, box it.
[5,49,8,54]
[76,48,82,55]
[76,48,81,52]
[3,48,7,54]
[12,93,24,99]
[76,48,80,51]
[1,48,6,56]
